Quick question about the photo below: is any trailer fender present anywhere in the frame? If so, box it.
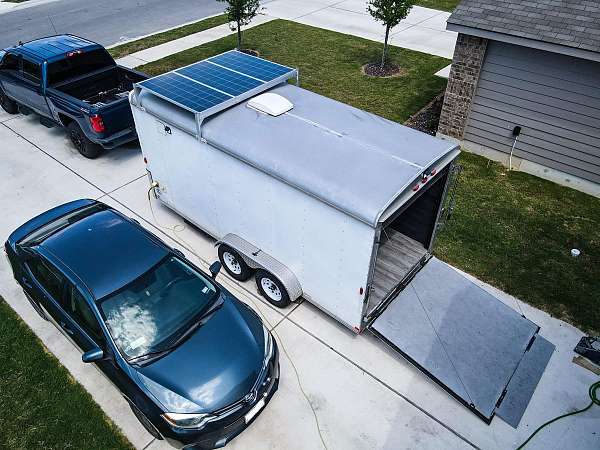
[215,233,302,302]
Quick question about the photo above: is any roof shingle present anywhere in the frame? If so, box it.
[448,0,600,54]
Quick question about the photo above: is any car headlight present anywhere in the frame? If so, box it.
[161,412,215,429]
[263,325,274,363]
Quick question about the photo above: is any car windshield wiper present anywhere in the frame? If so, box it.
[129,296,225,365]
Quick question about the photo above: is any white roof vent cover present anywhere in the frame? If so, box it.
[247,93,293,116]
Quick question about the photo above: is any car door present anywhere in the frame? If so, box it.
[62,281,134,391]
[0,53,21,101]
[24,255,78,344]
[19,57,51,117]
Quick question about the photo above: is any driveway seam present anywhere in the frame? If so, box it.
[274,312,481,450]
[1,122,107,195]
[141,438,155,450]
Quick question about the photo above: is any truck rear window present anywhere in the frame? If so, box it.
[47,48,115,85]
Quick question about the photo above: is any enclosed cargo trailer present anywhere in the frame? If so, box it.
[130,51,554,426]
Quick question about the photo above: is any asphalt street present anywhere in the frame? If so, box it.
[0,0,224,48]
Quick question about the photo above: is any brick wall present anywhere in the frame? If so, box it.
[438,34,488,138]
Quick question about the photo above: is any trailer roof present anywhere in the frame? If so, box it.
[202,84,459,226]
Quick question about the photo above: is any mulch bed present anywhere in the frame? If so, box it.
[404,92,445,136]
[241,49,260,57]
[362,62,405,78]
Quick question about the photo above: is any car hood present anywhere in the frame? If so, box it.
[137,295,265,413]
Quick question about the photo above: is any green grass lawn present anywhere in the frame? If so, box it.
[0,298,133,450]
[139,20,450,124]
[109,14,228,60]
[139,19,599,334]
[436,154,600,334]
[414,0,461,12]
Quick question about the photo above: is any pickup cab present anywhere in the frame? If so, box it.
[0,35,147,158]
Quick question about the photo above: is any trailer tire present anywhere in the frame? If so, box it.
[218,245,253,281]
[0,89,18,114]
[255,270,290,308]
[67,122,103,159]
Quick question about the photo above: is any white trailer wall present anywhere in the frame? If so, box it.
[134,112,376,330]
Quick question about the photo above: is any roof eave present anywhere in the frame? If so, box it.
[447,23,600,63]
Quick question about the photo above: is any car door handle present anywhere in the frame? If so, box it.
[60,322,74,335]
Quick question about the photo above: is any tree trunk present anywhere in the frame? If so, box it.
[237,19,242,50]
[381,24,391,69]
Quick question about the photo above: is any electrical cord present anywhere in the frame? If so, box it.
[145,185,328,449]
[516,380,600,449]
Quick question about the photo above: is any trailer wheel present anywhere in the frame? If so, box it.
[0,89,18,114]
[255,270,290,308]
[67,122,103,159]
[218,245,253,281]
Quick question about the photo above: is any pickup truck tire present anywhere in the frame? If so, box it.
[218,245,254,281]
[255,270,291,308]
[67,122,103,159]
[0,89,19,114]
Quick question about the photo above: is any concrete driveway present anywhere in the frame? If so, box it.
[0,107,598,450]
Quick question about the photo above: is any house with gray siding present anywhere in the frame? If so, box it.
[438,0,600,196]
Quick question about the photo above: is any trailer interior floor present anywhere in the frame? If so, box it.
[367,229,427,316]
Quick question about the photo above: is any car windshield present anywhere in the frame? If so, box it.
[99,256,218,360]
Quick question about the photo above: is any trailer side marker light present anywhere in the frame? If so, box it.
[359,287,364,295]
[412,184,420,192]
[431,169,437,176]
[421,176,428,184]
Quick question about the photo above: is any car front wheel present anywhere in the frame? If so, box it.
[67,122,103,159]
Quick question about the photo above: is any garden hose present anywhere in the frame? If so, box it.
[517,380,600,449]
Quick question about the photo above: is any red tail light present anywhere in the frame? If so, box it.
[89,114,105,133]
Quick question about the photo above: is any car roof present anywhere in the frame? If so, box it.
[7,34,102,63]
[40,208,169,299]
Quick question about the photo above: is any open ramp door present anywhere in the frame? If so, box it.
[369,258,554,426]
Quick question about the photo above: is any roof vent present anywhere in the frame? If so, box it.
[247,93,293,116]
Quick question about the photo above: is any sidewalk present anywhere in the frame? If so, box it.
[116,15,275,69]
[264,0,457,59]
[116,1,455,75]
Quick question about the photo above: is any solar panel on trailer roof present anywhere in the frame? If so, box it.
[177,61,263,96]
[139,72,231,113]
[207,51,292,82]
[136,50,296,115]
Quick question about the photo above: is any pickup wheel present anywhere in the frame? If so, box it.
[67,122,103,159]
[255,270,291,308]
[218,245,253,281]
[0,89,18,114]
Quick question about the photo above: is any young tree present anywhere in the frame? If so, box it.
[367,0,415,68]
[218,0,261,51]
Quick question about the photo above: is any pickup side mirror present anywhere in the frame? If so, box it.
[209,261,222,279]
[82,347,104,363]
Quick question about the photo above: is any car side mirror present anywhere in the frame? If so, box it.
[209,261,222,279]
[82,347,104,363]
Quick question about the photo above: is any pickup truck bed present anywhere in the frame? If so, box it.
[53,66,145,106]
[0,34,147,158]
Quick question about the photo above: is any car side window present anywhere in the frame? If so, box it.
[66,284,104,343]
[0,53,19,71]
[22,58,41,84]
[27,257,65,302]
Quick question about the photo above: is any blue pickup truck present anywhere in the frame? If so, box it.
[0,35,147,158]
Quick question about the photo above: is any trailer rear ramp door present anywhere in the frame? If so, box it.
[369,257,554,426]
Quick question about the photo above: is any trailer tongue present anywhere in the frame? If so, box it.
[369,257,554,426]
